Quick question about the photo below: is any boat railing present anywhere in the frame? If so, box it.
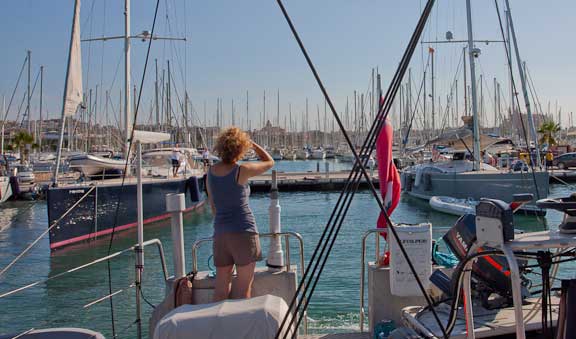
[359,228,388,333]
[190,231,308,334]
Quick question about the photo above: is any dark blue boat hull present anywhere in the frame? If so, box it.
[47,177,204,250]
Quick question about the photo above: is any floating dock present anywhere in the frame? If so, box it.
[548,169,576,183]
[249,170,379,193]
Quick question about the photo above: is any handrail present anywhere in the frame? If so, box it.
[360,228,388,333]
[0,238,169,299]
[190,231,308,334]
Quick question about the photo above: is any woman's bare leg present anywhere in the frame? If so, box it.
[231,262,256,299]
[213,265,234,302]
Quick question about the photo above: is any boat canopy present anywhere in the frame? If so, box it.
[426,128,513,152]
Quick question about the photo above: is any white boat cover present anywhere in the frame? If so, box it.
[133,130,170,144]
[153,294,292,339]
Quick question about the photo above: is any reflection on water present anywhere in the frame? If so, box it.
[0,174,573,337]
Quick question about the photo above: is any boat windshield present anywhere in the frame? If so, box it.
[142,153,172,168]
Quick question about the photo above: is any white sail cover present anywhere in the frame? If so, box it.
[133,130,171,144]
[63,0,83,117]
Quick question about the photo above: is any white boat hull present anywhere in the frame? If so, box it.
[429,196,476,216]
[295,150,309,160]
[310,150,326,160]
[69,154,126,177]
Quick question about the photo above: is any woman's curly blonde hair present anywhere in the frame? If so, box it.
[214,127,252,164]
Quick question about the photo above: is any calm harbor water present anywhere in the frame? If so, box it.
[0,159,572,337]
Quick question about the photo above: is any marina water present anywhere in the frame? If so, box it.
[0,159,572,337]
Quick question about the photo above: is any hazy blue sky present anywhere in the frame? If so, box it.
[1,0,574,131]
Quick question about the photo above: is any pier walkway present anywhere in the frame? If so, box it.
[249,170,379,193]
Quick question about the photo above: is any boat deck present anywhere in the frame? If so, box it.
[403,296,559,339]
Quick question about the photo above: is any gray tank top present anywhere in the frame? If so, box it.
[208,164,258,235]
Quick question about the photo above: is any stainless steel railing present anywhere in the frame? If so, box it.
[0,238,169,300]
[191,231,308,334]
[359,228,388,333]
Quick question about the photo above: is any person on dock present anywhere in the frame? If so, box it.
[171,145,182,177]
[206,127,274,301]
[202,148,211,170]
[546,151,554,170]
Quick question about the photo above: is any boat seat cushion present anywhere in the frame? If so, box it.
[153,294,293,339]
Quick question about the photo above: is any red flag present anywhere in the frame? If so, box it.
[375,118,401,266]
[376,118,401,234]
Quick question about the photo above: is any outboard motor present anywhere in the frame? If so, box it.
[442,198,520,307]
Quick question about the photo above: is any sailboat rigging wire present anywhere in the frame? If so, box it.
[403,54,430,146]
[0,186,96,279]
[1,56,27,126]
[274,1,448,337]
[524,65,546,122]
[438,51,465,135]
[493,0,541,200]
[104,0,162,336]
[282,0,442,333]
[18,69,42,127]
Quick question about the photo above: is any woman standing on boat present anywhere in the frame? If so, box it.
[207,127,274,301]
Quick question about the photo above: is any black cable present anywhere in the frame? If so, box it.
[104,0,162,336]
[493,0,541,200]
[275,0,445,337]
[445,250,503,336]
[139,285,156,309]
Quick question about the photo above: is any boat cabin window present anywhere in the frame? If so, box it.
[452,152,466,161]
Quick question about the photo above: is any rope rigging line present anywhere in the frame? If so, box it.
[274,1,447,337]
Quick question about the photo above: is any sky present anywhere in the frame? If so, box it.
[1,0,575,132]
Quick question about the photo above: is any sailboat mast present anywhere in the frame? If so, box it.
[155,59,159,126]
[463,47,468,116]
[27,50,32,133]
[465,0,481,171]
[430,47,435,133]
[39,65,43,150]
[505,0,541,165]
[124,0,131,156]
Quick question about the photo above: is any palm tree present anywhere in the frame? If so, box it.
[11,130,35,164]
[537,120,561,147]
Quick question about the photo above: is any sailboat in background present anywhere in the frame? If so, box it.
[46,0,205,250]
[400,0,549,214]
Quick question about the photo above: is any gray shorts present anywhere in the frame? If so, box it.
[213,232,262,267]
